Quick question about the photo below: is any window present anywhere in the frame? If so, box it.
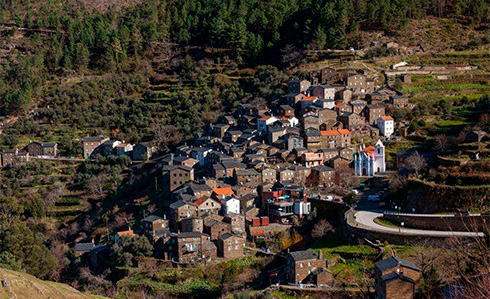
[300,263,303,268]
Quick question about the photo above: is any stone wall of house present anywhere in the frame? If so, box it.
[385,279,414,299]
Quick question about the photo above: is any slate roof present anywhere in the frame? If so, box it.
[375,256,420,272]
[42,142,57,147]
[289,250,318,261]
[74,242,96,252]
[169,200,192,210]
[218,232,235,241]
[142,215,163,222]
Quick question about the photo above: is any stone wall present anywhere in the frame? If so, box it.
[382,213,490,232]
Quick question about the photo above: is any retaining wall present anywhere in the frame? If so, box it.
[382,213,490,232]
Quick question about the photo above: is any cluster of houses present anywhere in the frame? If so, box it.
[0,141,58,168]
[0,136,159,168]
[82,137,157,160]
[116,68,408,263]
[82,69,406,265]
[73,67,426,292]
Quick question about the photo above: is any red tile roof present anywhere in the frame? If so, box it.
[258,116,272,121]
[320,130,341,136]
[117,230,135,238]
[303,96,317,101]
[212,187,233,196]
[338,129,351,134]
[194,196,211,206]
[381,116,393,121]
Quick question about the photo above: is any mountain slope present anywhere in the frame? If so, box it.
[0,267,95,299]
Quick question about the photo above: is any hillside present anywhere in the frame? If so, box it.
[0,267,97,299]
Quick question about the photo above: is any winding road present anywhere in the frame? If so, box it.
[347,187,484,238]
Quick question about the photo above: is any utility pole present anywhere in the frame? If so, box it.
[155,177,158,194]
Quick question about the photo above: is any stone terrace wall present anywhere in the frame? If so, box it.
[382,213,490,232]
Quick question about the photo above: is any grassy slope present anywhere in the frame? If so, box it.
[0,267,99,299]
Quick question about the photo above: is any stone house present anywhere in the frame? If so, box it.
[261,165,277,183]
[1,149,18,168]
[212,123,230,138]
[169,200,197,228]
[115,143,133,157]
[224,130,243,143]
[29,141,58,157]
[278,105,295,118]
[311,166,335,187]
[310,85,335,100]
[187,183,213,199]
[350,101,366,114]
[173,156,199,168]
[194,196,221,217]
[364,105,386,125]
[218,233,245,260]
[284,93,306,107]
[223,213,246,235]
[334,102,352,115]
[303,114,320,130]
[305,128,322,151]
[203,216,232,240]
[162,165,195,196]
[390,95,410,108]
[181,217,204,233]
[285,250,331,286]
[339,147,354,161]
[302,152,324,168]
[374,256,421,299]
[142,215,169,234]
[174,232,216,263]
[288,79,311,94]
[133,143,157,160]
[339,113,365,130]
[336,88,352,102]
[330,156,351,170]
[234,168,262,187]
[82,136,109,159]
[277,167,295,182]
[318,108,337,125]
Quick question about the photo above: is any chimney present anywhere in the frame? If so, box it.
[287,248,290,253]
[164,214,166,220]
[318,250,324,260]
[170,153,174,165]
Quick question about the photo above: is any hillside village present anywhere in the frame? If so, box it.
[0,1,488,298]
[7,65,478,298]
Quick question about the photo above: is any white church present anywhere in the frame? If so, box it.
[353,140,386,176]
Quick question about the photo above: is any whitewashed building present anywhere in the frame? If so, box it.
[378,116,394,137]
[353,140,386,176]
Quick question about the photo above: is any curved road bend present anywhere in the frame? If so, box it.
[353,210,484,238]
[349,187,484,238]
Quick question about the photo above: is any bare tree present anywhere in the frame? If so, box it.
[281,44,302,65]
[86,174,107,196]
[405,151,427,175]
[479,113,490,127]
[152,124,182,150]
[311,219,335,239]
[434,134,451,152]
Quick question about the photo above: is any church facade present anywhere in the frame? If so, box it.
[353,140,386,176]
